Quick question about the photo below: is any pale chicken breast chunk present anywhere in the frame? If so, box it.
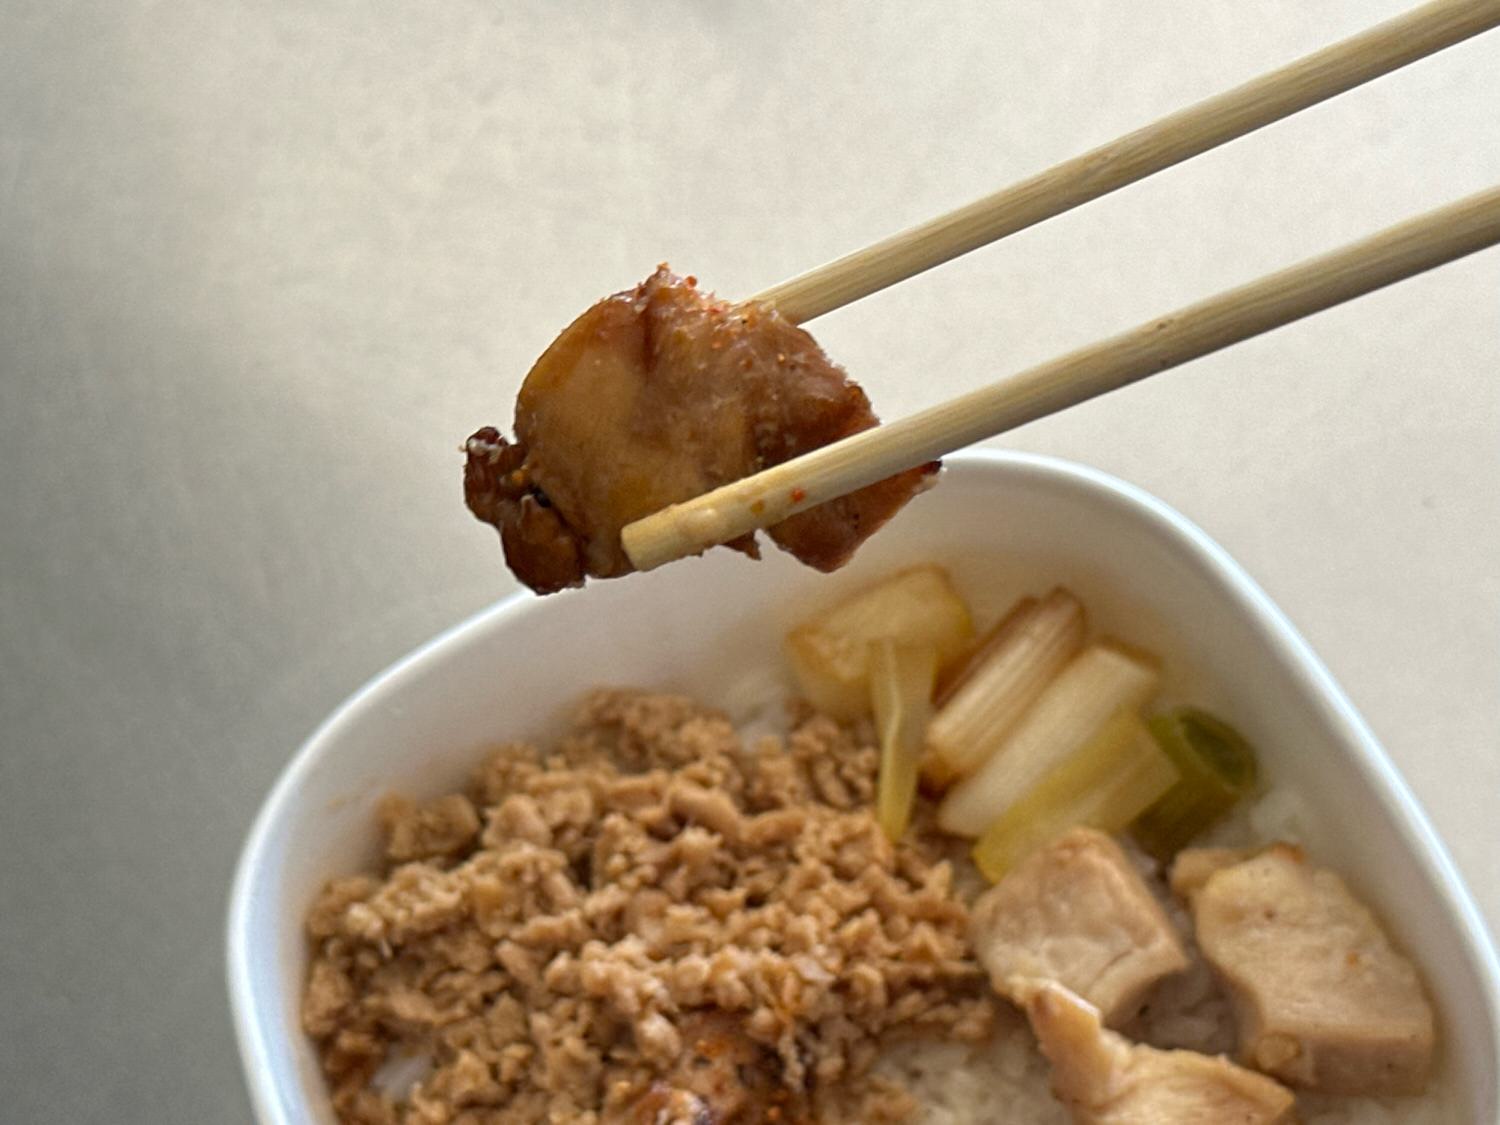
[1184,843,1435,1095]
[1020,980,1296,1124]
[970,828,1189,1026]
[1167,846,1255,900]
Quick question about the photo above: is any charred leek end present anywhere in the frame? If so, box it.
[785,565,972,721]
[1131,707,1260,860]
[972,708,1178,881]
[923,588,1085,788]
[937,640,1161,837]
[871,640,939,843]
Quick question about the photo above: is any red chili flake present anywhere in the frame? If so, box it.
[685,275,698,288]
[790,487,807,503]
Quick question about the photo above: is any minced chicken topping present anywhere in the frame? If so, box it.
[303,690,995,1124]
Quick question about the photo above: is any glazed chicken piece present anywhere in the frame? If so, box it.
[1020,980,1296,1125]
[465,267,934,593]
[970,828,1189,1026]
[1180,843,1436,1095]
[620,1012,802,1124]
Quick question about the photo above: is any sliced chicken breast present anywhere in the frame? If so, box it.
[1185,843,1435,1095]
[971,828,1188,1026]
[1168,846,1255,900]
[1020,979,1296,1124]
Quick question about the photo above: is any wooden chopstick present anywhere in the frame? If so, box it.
[623,186,1500,572]
[754,0,1500,324]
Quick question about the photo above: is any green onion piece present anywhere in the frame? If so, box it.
[937,641,1161,837]
[785,565,972,721]
[924,588,1086,789]
[972,708,1178,882]
[1130,707,1259,860]
[871,640,939,843]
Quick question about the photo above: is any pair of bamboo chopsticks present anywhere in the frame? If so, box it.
[621,0,1500,573]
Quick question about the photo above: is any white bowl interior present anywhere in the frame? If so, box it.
[229,452,1500,1123]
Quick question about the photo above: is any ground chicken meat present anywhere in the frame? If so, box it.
[303,690,994,1124]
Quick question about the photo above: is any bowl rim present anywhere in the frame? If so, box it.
[225,448,1500,1124]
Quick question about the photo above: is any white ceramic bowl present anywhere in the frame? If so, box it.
[227,451,1500,1123]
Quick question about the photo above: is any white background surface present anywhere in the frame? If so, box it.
[1,2,1496,1121]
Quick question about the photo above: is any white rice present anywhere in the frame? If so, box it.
[875,1018,1068,1125]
